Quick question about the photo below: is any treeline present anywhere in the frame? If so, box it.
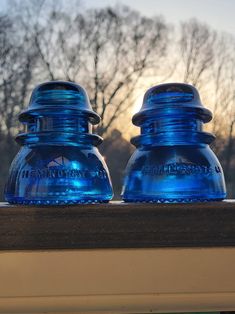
[0,0,235,199]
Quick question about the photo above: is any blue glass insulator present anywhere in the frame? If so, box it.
[5,81,113,205]
[122,83,226,203]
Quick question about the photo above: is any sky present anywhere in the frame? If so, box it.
[0,0,234,34]
[80,0,235,116]
[82,0,235,35]
[0,0,234,138]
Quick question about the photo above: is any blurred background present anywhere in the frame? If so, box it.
[0,0,235,199]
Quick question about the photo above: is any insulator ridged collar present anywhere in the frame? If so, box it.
[133,83,212,125]
[19,81,100,124]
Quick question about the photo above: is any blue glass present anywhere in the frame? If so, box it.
[122,83,226,202]
[5,81,113,205]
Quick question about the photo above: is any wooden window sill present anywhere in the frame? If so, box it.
[1,201,235,313]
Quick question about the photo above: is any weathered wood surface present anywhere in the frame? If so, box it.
[0,201,235,250]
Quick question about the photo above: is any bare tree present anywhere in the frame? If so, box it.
[0,10,38,137]
[3,1,235,199]
[210,34,235,135]
[179,19,216,88]
[0,11,40,199]
[25,4,170,136]
[206,33,235,179]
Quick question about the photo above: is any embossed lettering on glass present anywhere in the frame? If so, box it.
[5,81,113,205]
[122,83,226,202]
